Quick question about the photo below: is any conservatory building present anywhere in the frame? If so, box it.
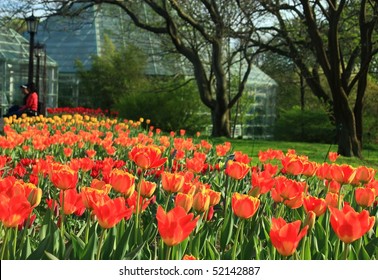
[0,28,58,116]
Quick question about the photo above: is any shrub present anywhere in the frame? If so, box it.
[274,106,335,143]
[116,77,210,135]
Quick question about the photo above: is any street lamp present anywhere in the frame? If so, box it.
[25,13,39,85]
[34,42,44,91]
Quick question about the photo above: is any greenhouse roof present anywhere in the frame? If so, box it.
[0,28,57,66]
[247,65,278,87]
[35,5,187,76]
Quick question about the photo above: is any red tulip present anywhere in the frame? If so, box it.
[225,160,250,180]
[49,163,78,190]
[156,205,199,246]
[329,204,375,244]
[231,192,260,219]
[355,187,375,208]
[128,145,167,169]
[0,193,32,228]
[109,169,135,197]
[161,172,185,193]
[303,196,327,217]
[92,197,133,229]
[269,217,308,256]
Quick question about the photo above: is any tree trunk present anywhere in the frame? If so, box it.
[334,98,362,158]
[211,105,231,137]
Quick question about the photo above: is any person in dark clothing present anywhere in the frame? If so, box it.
[3,83,39,118]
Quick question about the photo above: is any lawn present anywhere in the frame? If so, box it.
[209,137,378,170]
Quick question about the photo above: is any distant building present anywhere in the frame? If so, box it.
[0,28,58,116]
[35,4,277,138]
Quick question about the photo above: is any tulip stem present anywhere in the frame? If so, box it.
[60,190,66,241]
[166,245,172,260]
[342,243,350,260]
[85,211,91,244]
[97,228,106,260]
[231,219,244,260]
[0,227,10,260]
[135,172,144,244]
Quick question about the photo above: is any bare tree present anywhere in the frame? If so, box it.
[6,0,260,137]
[247,0,378,158]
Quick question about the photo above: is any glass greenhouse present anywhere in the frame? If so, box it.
[0,27,58,116]
[34,4,277,139]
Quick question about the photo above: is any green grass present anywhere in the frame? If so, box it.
[209,137,378,170]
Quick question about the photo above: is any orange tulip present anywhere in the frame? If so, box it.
[269,217,308,256]
[325,192,343,208]
[329,204,375,244]
[328,152,339,162]
[215,142,231,157]
[0,193,32,228]
[182,254,197,260]
[231,192,260,219]
[272,176,305,209]
[281,155,304,176]
[303,196,327,217]
[351,166,376,185]
[92,197,133,229]
[81,187,110,209]
[13,181,42,208]
[60,189,85,216]
[207,189,221,206]
[126,190,154,213]
[185,152,207,174]
[161,171,185,193]
[175,193,193,213]
[138,179,157,198]
[109,169,135,197]
[192,190,211,213]
[329,164,356,185]
[49,164,78,190]
[156,205,199,246]
[128,145,167,169]
[249,169,275,197]
[355,187,375,208]
[225,160,250,180]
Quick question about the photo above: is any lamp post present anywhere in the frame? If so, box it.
[25,13,38,85]
[34,42,44,92]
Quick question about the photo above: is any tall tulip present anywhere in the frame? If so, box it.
[231,192,260,219]
[49,164,78,190]
[156,205,199,247]
[109,169,135,197]
[329,204,375,244]
[128,145,167,170]
[225,160,250,180]
[92,197,133,229]
[269,217,308,257]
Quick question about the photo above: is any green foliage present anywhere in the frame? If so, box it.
[76,36,147,112]
[116,77,210,135]
[274,106,334,143]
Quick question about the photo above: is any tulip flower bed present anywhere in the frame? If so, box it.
[0,109,377,260]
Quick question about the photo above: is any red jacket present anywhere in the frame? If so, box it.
[19,92,38,111]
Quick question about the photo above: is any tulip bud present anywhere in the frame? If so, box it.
[304,211,316,231]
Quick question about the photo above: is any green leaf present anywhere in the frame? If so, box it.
[70,234,85,259]
[142,221,157,243]
[124,242,146,260]
[44,251,60,260]
[205,239,220,260]
[101,227,117,260]
[27,235,52,260]
[359,245,371,260]
[113,222,135,259]
[19,234,32,260]
[220,211,234,251]
[80,224,98,260]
